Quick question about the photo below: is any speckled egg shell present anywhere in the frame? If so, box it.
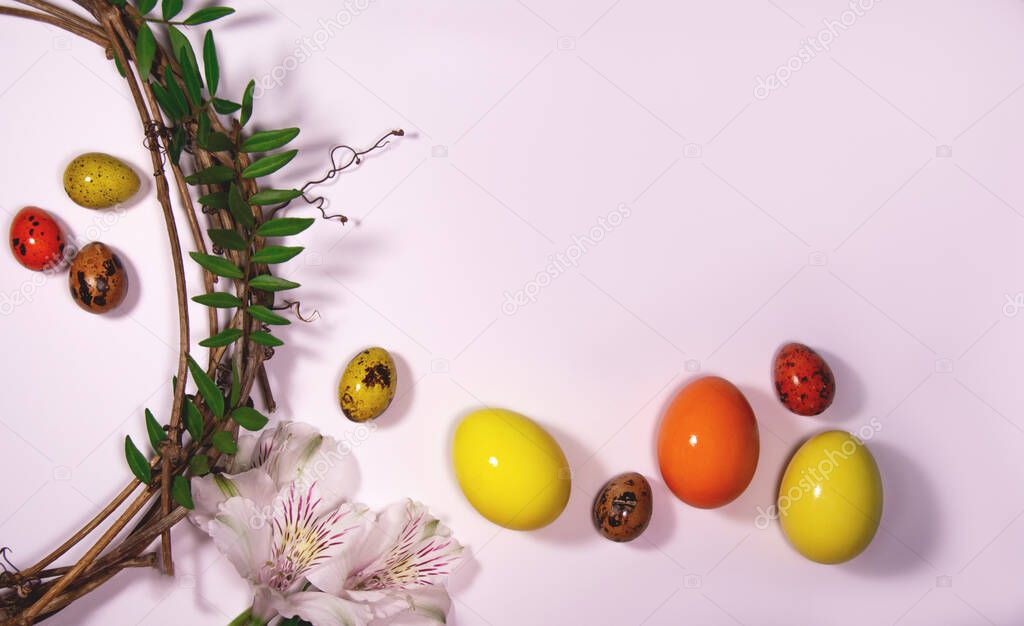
[773,342,835,416]
[68,242,128,314]
[63,153,140,209]
[338,347,397,422]
[9,207,66,271]
[592,472,653,542]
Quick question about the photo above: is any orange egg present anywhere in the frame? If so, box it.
[657,376,760,508]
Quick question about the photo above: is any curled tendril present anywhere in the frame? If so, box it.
[0,548,18,575]
[142,121,168,154]
[271,299,320,323]
[0,547,35,597]
[143,121,180,179]
[270,129,405,221]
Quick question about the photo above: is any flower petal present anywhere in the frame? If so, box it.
[346,587,452,624]
[348,500,463,591]
[304,545,357,596]
[266,483,369,593]
[227,422,357,511]
[231,429,265,473]
[190,468,277,530]
[272,590,372,626]
[208,497,272,582]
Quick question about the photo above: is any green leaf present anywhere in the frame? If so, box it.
[162,0,183,20]
[136,0,157,14]
[250,331,284,347]
[189,454,210,476]
[197,113,211,144]
[231,406,269,431]
[171,475,194,509]
[212,431,237,454]
[230,362,241,407]
[199,328,243,348]
[135,22,156,81]
[145,408,166,451]
[198,191,228,209]
[184,6,235,25]
[203,31,219,97]
[228,183,255,230]
[187,355,225,418]
[167,26,202,88]
[241,128,300,153]
[242,150,298,179]
[255,217,314,237]
[198,131,232,153]
[251,245,303,265]
[113,53,126,77]
[185,165,235,185]
[110,0,126,7]
[248,304,290,325]
[150,81,182,120]
[124,436,151,484]
[184,397,203,441]
[249,189,302,205]
[213,97,241,114]
[193,292,242,308]
[178,48,202,107]
[169,125,185,165]
[189,252,243,279]
[240,80,255,126]
[163,66,191,120]
[207,228,247,251]
[249,275,301,292]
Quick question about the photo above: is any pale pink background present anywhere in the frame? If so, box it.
[0,1,1022,624]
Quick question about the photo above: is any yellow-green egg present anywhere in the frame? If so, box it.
[452,408,571,530]
[338,347,397,422]
[63,152,140,209]
[778,430,883,564]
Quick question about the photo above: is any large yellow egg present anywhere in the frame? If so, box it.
[778,430,883,564]
[63,152,140,209]
[452,408,570,530]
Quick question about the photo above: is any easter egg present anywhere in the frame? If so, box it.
[64,153,140,209]
[773,342,836,416]
[9,207,66,271]
[592,472,653,542]
[452,408,570,530]
[338,347,397,422]
[68,242,128,313]
[778,430,883,564]
[657,376,759,509]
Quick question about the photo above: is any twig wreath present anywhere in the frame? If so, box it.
[0,1,401,622]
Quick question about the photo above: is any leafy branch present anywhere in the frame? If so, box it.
[0,0,402,622]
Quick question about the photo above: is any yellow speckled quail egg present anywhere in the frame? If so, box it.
[63,152,140,209]
[338,347,397,422]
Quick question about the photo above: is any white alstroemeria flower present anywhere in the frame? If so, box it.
[208,483,374,626]
[190,422,463,626]
[306,500,465,625]
[191,421,356,530]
